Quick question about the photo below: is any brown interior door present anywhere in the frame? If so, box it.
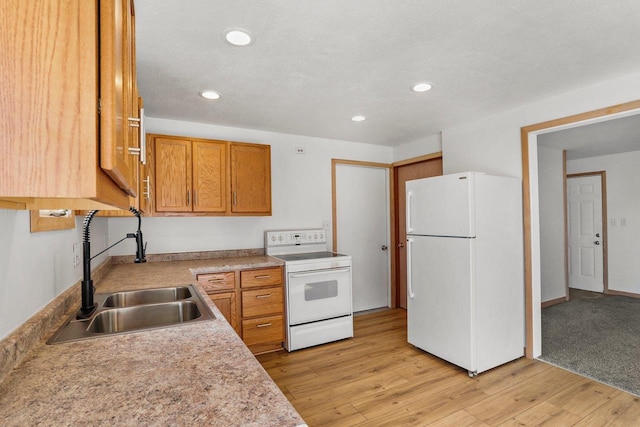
[394,158,443,309]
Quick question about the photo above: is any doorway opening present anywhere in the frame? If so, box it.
[521,99,640,359]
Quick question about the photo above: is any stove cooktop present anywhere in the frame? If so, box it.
[273,251,348,262]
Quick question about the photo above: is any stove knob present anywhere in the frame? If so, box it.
[271,236,276,241]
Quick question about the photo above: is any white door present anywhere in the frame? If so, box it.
[567,175,604,292]
[335,164,389,312]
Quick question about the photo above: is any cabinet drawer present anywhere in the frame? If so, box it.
[242,287,283,318]
[242,315,284,346]
[197,271,235,292]
[240,267,282,288]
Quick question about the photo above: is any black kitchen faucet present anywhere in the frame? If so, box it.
[77,207,147,319]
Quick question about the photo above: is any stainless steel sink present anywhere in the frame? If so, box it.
[87,301,202,334]
[47,284,215,344]
[102,286,192,308]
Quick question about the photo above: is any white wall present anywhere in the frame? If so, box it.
[567,150,640,295]
[0,212,110,339]
[108,118,394,255]
[439,71,640,357]
[537,146,566,302]
[442,72,640,177]
[393,133,442,162]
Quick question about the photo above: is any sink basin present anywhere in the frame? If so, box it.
[47,284,215,344]
[87,301,202,334]
[102,286,192,308]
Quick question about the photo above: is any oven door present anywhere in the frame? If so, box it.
[287,267,352,325]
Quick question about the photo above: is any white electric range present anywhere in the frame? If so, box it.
[265,229,353,351]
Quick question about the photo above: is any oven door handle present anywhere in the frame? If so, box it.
[289,267,351,279]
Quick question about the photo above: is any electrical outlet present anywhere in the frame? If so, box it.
[295,147,305,154]
[73,242,81,268]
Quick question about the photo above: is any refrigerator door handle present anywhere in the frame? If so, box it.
[407,191,413,233]
[407,238,415,298]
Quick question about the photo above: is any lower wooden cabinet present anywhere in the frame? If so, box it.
[207,291,238,333]
[198,265,284,354]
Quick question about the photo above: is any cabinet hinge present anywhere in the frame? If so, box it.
[98,98,102,114]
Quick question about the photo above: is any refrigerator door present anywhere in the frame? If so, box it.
[406,172,475,237]
[407,235,475,372]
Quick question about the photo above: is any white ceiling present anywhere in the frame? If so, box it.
[538,113,640,160]
[135,0,640,147]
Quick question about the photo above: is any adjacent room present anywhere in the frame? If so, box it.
[537,113,640,396]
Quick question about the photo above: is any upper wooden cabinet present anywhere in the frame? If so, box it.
[154,136,227,213]
[149,134,271,216]
[0,0,139,210]
[230,143,272,215]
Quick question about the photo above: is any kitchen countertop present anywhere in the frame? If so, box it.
[0,256,305,426]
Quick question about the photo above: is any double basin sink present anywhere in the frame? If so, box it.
[48,284,215,344]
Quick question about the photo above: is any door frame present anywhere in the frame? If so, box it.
[565,171,609,296]
[521,99,640,358]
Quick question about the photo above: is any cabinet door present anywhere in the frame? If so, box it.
[139,108,154,214]
[193,141,227,212]
[99,0,137,197]
[155,137,192,212]
[207,292,238,333]
[230,144,272,214]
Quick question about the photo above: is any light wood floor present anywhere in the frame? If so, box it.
[257,309,640,426]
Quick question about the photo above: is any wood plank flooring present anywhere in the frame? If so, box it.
[256,309,640,426]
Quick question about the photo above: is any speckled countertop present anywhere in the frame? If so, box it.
[0,256,306,426]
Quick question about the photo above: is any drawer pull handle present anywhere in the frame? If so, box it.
[254,275,271,279]
[256,323,272,328]
[255,294,271,299]
[207,278,225,282]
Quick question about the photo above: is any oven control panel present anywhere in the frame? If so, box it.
[265,229,326,247]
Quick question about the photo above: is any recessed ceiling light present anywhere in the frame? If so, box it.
[351,115,366,122]
[223,29,253,46]
[201,90,221,100]
[412,82,433,92]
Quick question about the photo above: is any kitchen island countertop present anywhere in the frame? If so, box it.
[0,256,305,426]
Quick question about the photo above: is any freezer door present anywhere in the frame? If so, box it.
[407,235,475,371]
[406,172,475,237]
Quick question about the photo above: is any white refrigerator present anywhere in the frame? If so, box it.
[406,172,524,376]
